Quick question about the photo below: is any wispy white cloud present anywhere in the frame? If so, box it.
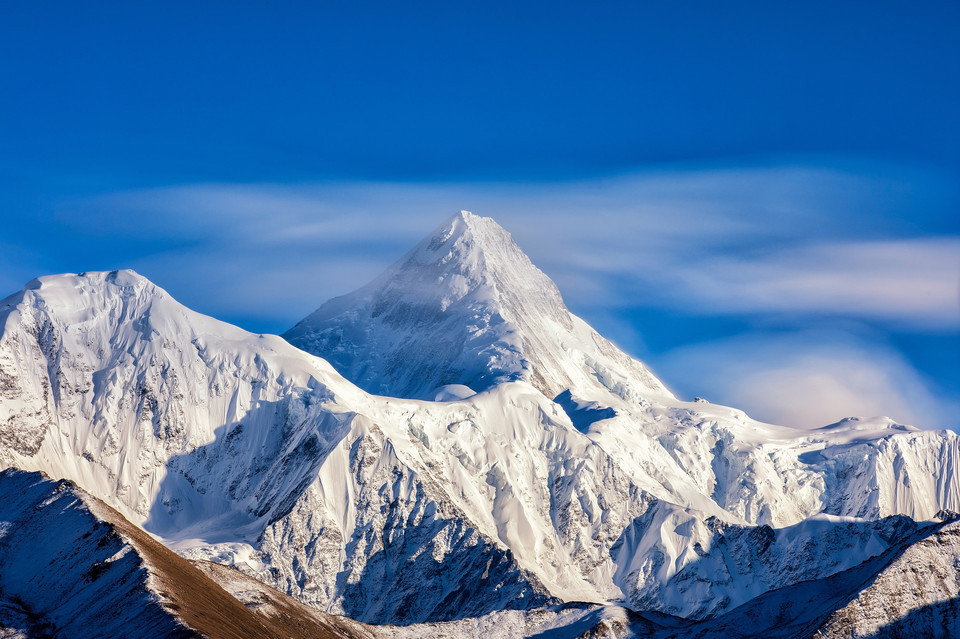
[660,238,960,329]
[658,330,957,430]
[48,160,957,332]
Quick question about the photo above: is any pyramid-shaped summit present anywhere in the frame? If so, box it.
[284,211,673,402]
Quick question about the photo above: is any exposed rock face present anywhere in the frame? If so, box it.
[667,514,960,639]
[813,517,960,638]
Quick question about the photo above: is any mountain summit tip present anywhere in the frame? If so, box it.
[284,212,672,402]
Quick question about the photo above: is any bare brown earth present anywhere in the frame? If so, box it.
[191,560,375,639]
[82,490,371,639]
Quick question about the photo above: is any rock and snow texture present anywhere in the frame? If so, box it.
[283,210,672,403]
[0,270,560,622]
[813,516,960,638]
[0,468,191,638]
[0,468,372,639]
[376,604,657,639]
[394,515,960,638]
[0,212,959,634]
[611,503,932,620]
[191,560,376,639]
[285,211,960,527]
[669,513,960,639]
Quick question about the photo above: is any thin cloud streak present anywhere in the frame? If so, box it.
[666,238,960,329]
[658,330,958,430]
[54,160,958,332]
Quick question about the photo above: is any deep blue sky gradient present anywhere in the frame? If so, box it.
[4,2,959,182]
[1,1,958,428]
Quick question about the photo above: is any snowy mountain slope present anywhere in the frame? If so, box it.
[283,210,672,403]
[0,270,653,621]
[666,512,960,639]
[242,380,673,620]
[813,516,960,638]
[382,513,960,638]
[0,467,371,639]
[0,269,364,528]
[612,502,930,619]
[286,212,960,529]
[587,408,960,528]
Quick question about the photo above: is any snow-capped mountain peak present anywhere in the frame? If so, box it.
[398,209,569,316]
[3,219,960,635]
[284,211,673,403]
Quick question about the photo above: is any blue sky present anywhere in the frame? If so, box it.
[2,2,958,429]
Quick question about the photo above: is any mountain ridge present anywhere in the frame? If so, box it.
[1,213,959,635]
[0,467,373,639]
